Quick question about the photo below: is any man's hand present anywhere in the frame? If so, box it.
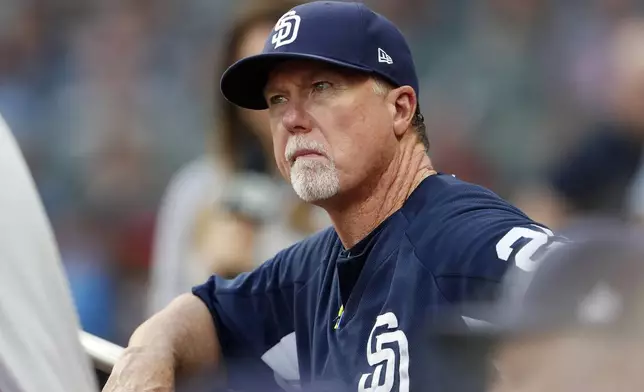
[102,346,174,392]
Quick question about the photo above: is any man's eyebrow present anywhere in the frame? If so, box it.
[263,68,283,95]
[263,81,287,97]
[263,83,274,96]
[263,76,281,96]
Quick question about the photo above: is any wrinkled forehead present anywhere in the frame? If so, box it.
[265,59,371,91]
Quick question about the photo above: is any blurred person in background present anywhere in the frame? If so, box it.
[434,224,644,391]
[0,113,97,392]
[515,17,644,228]
[491,228,644,391]
[147,0,328,316]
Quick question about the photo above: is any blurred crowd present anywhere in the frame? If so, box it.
[3,0,644,348]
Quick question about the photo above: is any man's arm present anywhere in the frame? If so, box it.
[104,230,323,391]
[103,294,220,391]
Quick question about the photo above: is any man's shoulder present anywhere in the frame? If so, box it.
[407,174,533,232]
[405,174,554,279]
[437,174,522,208]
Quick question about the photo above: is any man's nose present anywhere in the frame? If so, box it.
[282,101,313,134]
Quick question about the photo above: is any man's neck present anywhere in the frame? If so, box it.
[325,138,436,249]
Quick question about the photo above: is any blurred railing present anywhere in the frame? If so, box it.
[79,331,124,374]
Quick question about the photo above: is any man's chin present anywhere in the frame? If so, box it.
[290,171,340,204]
[292,183,338,204]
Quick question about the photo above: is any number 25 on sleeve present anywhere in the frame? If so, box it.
[496,225,564,272]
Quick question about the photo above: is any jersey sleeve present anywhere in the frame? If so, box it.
[191,250,299,360]
[428,190,565,307]
[191,227,332,368]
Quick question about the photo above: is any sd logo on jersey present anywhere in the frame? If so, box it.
[359,312,410,392]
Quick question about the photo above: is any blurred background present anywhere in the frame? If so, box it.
[3,0,644,351]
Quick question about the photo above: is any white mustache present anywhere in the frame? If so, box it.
[285,135,328,162]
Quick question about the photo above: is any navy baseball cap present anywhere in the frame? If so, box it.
[220,1,419,110]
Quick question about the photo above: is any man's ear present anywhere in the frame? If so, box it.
[389,86,416,137]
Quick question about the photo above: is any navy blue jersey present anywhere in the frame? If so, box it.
[193,174,559,391]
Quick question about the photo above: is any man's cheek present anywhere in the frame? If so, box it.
[275,157,289,181]
[271,134,285,162]
[277,151,292,181]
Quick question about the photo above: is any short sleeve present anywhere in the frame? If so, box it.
[431,208,564,306]
[192,253,297,359]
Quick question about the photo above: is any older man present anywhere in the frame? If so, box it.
[104,2,563,391]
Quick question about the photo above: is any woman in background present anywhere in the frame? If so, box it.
[147,0,327,315]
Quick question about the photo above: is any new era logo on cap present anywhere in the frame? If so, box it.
[378,48,393,64]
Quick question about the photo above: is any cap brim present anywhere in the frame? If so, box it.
[220,52,373,110]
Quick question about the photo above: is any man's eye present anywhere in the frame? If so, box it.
[269,95,287,105]
[312,81,332,92]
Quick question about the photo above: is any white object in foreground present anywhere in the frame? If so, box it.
[0,114,97,392]
[79,331,124,374]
